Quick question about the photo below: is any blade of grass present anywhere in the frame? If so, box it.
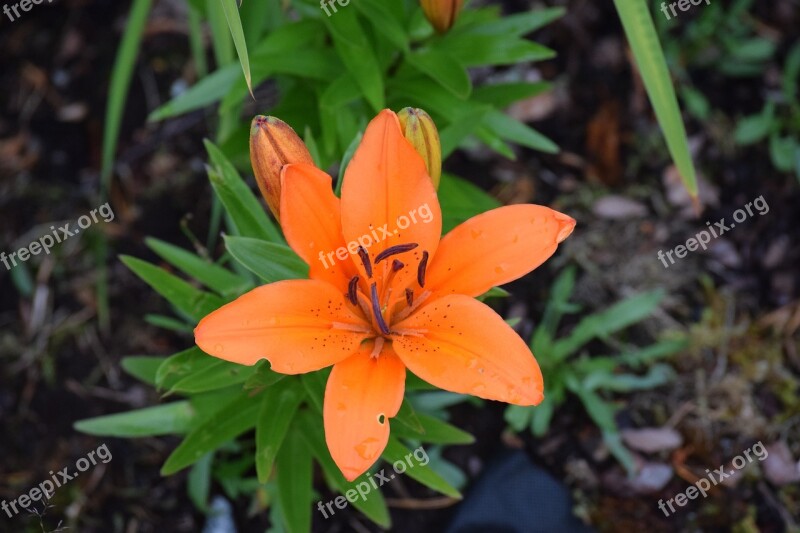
[100,0,153,192]
[613,0,698,199]
[220,0,253,97]
[187,4,208,79]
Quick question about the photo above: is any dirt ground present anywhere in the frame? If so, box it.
[1,0,799,531]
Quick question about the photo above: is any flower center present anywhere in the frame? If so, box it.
[345,242,430,345]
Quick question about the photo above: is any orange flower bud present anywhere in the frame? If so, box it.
[419,0,464,34]
[397,107,442,189]
[249,115,313,220]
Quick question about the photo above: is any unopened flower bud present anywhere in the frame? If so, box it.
[397,107,442,189]
[419,0,464,34]
[249,115,313,220]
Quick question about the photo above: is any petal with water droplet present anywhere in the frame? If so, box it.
[323,342,406,481]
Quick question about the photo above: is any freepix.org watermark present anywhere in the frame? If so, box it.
[3,0,55,23]
[658,441,768,517]
[659,0,711,21]
[1,202,114,272]
[2,443,112,519]
[657,195,768,268]
[317,203,434,270]
[316,446,429,519]
[319,0,350,17]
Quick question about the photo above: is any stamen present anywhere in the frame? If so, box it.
[405,288,414,307]
[347,276,360,305]
[370,283,391,335]
[394,289,432,322]
[375,243,418,263]
[357,246,373,278]
[417,251,429,288]
[370,337,385,359]
[390,327,428,337]
[332,322,372,334]
[392,259,404,271]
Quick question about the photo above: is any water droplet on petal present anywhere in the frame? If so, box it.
[337,402,347,412]
[355,437,380,460]
[214,344,225,354]
[470,229,483,239]
[467,357,478,369]
[471,383,486,395]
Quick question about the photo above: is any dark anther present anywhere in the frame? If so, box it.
[392,259,404,272]
[417,251,429,288]
[347,276,359,305]
[357,246,373,278]
[374,243,418,263]
[405,288,414,307]
[370,283,391,335]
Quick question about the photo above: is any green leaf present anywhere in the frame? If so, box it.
[382,438,461,498]
[145,314,194,333]
[74,402,195,437]
[188,453,213,511]
[439,34,555,67]
[482,110,559,153]
[224,236,309,282]
[393,398,426,434]
[121,356,163,385]
[504,404,533,432]
[770,134,799,172]
[353,0,408,52]
[734,103,775,145]
[295,410,391,528]
[101,0,153,191]
[162,391,261,475]
[392,413,475,445]
[205,140,282,242]
[155,347,254,394]
[300,371,327,414]
[243,361,286,392]
[615,338,686,368]
[603,429,637,475]
[146,237,249,295]
[582,364,674,392]
[731,38,776,62]
[256,380,305,483]
[171,359,255,394]
[406,49,471,98]
[276,427,313,533]
[551,289,664,361]
[438,173,500,232]
[472,81,550,108]
[323,8,385,111]
[613,0,698,197]
[455,7,565,36]
[220,0,253,94]
[120,256,225,321]
[147,66,239,122]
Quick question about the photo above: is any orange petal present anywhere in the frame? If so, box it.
[280,163,356,289]
[324,342,406,481]
[392,294,543,405]
[425,205,575,297]
[195,279,369,373]
[340,110,442,288]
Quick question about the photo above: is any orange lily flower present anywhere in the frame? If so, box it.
[195,109,575,481]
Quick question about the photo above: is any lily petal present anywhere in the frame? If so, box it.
[425,205,575,297]
[195,280,369,373]
[341,110,442,288]
[392,294,543,405]
[324,342,406,481]
[280,163,356,289]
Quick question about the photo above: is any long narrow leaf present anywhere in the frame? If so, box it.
[220,0,253,95]
[101,0,153,191]
[614,0,698,198]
